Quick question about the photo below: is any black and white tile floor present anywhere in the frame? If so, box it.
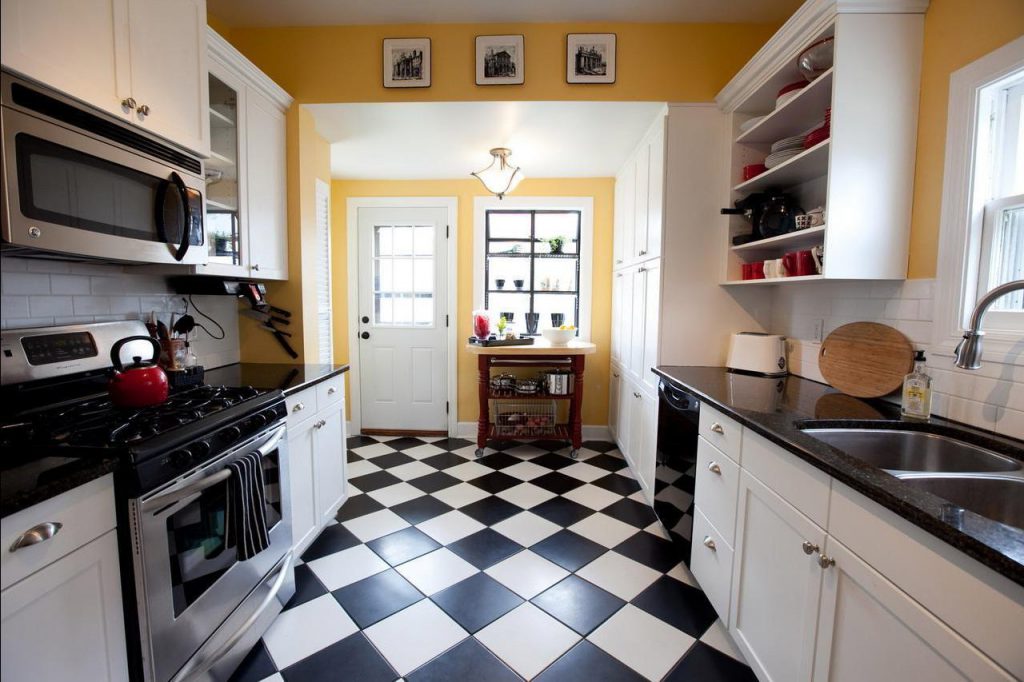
[230,436,758,682]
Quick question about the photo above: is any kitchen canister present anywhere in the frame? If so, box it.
[543,369,574,395]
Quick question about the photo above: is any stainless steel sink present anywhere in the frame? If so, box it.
[801,429,1022,473]
[897,475,1024,529]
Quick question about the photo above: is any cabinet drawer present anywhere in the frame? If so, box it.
[316,375,344,410]
[691,507,733,626]
[698,404,742,463]
[1,475,116,590]
[286,387,317,429]
[742,429,831,528]
[695,437,740,546]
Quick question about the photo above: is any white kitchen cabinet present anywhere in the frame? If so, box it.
[639,259,661,395]
[287,415,319,553]
[614,373,633,467]
[613,116,665,270]
[244,89,289,280]
[613,159,635,268]
[1,0,209,155]
[627,265,647,382]
[314,406,347,525]
[608,367,622,441]
[643,122,665,262]
[610,269,633,368]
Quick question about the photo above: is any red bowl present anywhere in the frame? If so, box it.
[742,163,767,181]
[777,80,808,98]
[803,127,830,149]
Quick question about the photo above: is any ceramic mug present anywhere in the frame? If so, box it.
[742,263,754,280]
[806,207,826,227]
[764,258,788,278]
[752,261,765,279]
[784,250,818,277]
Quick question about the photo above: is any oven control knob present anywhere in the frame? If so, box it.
[222,426,242,443]
[191,440,211,459]
[251,412,268,428]
[169,449,193,468]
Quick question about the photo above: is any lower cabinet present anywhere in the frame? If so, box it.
[288,416,320,553]
[314,407,347,526]
[609,363,657,501]
[608,368,622,441]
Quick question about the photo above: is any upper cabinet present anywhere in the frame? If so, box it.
[614,117,665,270]
[716,0,927,285]
[1,0,210,156]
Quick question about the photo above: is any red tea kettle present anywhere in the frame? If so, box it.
[108,336,168,408]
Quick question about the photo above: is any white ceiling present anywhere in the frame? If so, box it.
[208,0,799,27]
[309,101,667,180]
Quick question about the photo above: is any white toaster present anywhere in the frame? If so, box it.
[726,333,788,376]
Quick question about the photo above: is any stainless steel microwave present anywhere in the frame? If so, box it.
[0,70,207,265]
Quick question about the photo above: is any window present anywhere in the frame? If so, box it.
[372,223,435,327]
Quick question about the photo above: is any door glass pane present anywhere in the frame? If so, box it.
[393,226,413,255]
[207,74,241,265]
[414,225,433,255]
[393,294,413,325]
[375,225,393,256]
[373,224,435,327]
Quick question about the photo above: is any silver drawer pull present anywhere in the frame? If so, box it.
[708,462,722,475]
[818,553,836,569]
[633,391,641,398]
[710,422,725,435]
[703,536,717,552]
[802,540,819,555]
[314,419,326,429]
[328,387,337,395]
[10,522,62,552]
[638,249,647,256]
[137,103,150,116]
[292,402,305,413]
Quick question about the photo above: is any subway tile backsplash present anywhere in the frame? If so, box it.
[1,256,240,370]
[771,279,1023,439]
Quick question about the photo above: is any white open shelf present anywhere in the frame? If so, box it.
[206,197,237,211]
[736,69,833,145]
[733,139,830,193]
[731,225,826,258]
[209,106,235,128]
[721,274,825,286]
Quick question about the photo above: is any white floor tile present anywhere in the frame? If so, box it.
[500,461,549,481]
[491,511,561,547]
[452,445,490,460]
[502,444,546,459]
[589,604,695,680]
[446,461,493,481]
[352,442,398,459]
[388,461,437,481]
[644,520,672,541]
[485,550,569,599]
[416,510,486,545]
[347,460,382,478]
[307,544,389,590]
[575,551,660,601]
[258,674,284,682]
[395,547,479,595]
[495,482,557,509]
[366,482,426,507]
[700,618,747,663]
[562,484,621,511]
[559,461,608,482]
[666,562,700,589]
[430,483,491,509]
[364,600,468,675]
[568,512,640,547]
[476,603,580,679]
[342,509,410,542]
[403,443,446,459]
[263,594,358,669]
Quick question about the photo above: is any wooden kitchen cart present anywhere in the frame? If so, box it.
[466,340,597,459]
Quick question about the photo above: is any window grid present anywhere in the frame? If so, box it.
[373,223,435,328]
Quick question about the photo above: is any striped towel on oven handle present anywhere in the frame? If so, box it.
[225,451,271,561]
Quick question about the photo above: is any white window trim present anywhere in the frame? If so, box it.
[933,36,1024,366]
[473,196,595,342]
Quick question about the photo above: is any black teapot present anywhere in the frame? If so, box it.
[757,193,804,238]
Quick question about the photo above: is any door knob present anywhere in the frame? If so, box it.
[361,332,370,340]
[362,316,370,323]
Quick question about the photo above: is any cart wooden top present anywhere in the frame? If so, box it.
[465,339,597,356]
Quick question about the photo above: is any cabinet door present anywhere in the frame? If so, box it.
[627,266,647,381]
[812,537,1013,682]
[633,390,658,497]
[245,89,288,280]
[640,259,661,394]
[610,271,627,366]
[1,0,127,119]
[314,407,347,525]
[1,531,128,681]
[608,367,622,442]
[633,142,651,259]
[645,124,665,261]
[126,0,209,154]
[616,373,634,464]
[288,418,319,554]
[614,164,635,268]
[625,385,647,485]
[730,470,826,682]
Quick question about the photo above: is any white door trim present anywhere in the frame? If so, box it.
[346,196,459,436]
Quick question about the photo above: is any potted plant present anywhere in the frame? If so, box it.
[546,236,566,254]
[211,230,232,256]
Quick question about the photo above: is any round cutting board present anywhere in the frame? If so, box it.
[818,322,914,398]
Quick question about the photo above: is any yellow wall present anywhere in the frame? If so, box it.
[906,0,1024,278]
[331,178,615,424]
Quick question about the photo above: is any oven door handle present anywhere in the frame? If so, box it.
[171,550,295,682]
[146,425,286,511]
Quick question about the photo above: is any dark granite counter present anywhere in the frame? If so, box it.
[204,362,349,396]
[654,366,1024,586]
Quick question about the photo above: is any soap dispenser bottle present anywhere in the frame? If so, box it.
[901,350,932,420]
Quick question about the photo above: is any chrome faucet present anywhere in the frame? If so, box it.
[954,279,1024,369]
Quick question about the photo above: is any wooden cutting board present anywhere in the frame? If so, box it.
[818,322,914,398]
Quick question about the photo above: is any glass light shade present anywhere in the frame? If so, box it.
[472,148,524,199]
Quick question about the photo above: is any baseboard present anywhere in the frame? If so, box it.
[455,422,611,442]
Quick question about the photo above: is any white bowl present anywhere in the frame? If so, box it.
[541,328,576,346]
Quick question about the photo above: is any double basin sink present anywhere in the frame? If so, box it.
[800,426,1024,530]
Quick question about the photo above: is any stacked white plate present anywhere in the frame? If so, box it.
[765,149,802,168]
[764,135,805,168]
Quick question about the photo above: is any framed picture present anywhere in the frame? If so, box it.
[476,34,524,86]
[566,33,616,84]
[383,38,431,88]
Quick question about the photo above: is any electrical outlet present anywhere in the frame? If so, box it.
[812,319,825,342]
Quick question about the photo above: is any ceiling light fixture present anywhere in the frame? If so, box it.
[471,147,523,199]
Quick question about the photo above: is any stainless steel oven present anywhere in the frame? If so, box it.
[1,69,207,265]
[129,422,295,682]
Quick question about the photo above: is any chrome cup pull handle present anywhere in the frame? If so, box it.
[328,387,337,395]
[710,423,725,435]
[818,553,836,569]
[707,462,722,475]
[10,522,62,552]
[292,402,304,413]
[703,536,717,552]
[802,540,819,555]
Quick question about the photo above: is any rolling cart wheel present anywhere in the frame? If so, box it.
[570,449,580,460]
[475,448,485,459]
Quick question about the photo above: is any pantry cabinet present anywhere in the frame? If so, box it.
[614,118,665,270]
[1,0,209,155]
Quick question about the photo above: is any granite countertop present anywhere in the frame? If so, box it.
[203,362,349,395]
[654,366,1024,586]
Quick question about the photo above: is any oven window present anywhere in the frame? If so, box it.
[165,451,282,617]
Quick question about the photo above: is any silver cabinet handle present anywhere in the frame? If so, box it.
[328,387,337,395]
[802,541,819,555]
[314,419,326,429]
[638,249,647,256]
[710,423,725,435]
[818,553,836,569]
[703,536,717,552]
[121,97,137,110]
[137,103,150,116]
[292,402,304,413]
[9,522,62,552]
[612,372,620,378]
[633,391,641,398]
[252,263,260,271]
[708,462,722,475]
[638,265,647,272]
[615,259,623,264]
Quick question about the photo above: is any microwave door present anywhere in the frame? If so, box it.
[156,172,191,262]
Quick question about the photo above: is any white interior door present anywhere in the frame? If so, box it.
[357,206,448,432]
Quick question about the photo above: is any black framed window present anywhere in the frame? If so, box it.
[484,209,581,334]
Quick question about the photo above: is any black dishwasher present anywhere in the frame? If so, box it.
[655,379,700,566]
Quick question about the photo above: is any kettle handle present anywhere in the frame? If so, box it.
[110,336,161,371]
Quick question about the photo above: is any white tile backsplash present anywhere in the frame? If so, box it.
[771,278,1023,439]
[1,256,240,370]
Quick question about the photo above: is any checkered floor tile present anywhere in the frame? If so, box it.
[230,436,756,682]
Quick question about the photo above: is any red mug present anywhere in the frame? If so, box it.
[751,261,765,279]
[785,250,818,277]
[742,163,767,181]
[741,263,754,280]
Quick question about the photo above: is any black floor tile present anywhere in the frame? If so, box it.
[369,451,417,469]
[601,498,658,529]
[335,493,386,522]
[331,570,424,629]
[590,473,642,496]
[664,642,758,682]
[530,497,595,527]
[585,453,630,472]
[478,451,523,470]
[458,496,522,525]
[348,450,364,463]
[421,451,471,470]
[429,437,474,451]
[534,640,644,682]
[284,563,329,610]
[530,530,607,572]
[407,637,521,682]
[406,471,461,494]
[367,527,441,566]
[530,452,577,471]
[532,575,625,635]
[301,524,362,561]
[467,471,521,494]
[631,575,719,638]
[348,470,403,492]
[531,439,570,452]
[347,435,378,449]
[281,632,397,682]
[227,641,277,682]
[447,529,523,569]
[389,495,454,525]
[430,573,523,633]
[613,531,683,573]
[581,440,619,453]
[383,437,429,451]
[531,471,587,495]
